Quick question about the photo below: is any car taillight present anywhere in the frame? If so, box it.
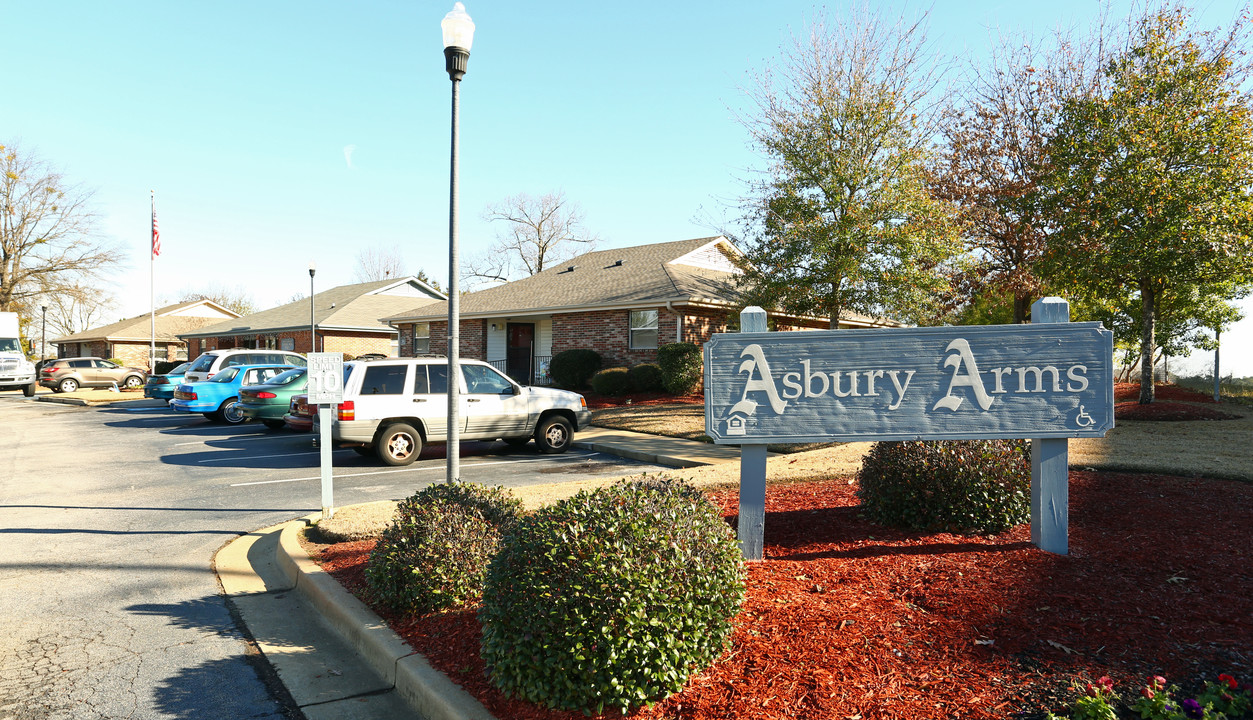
[186,392,198,400]
[337,400,354,421]
[153,377,168,385]
[256,391,277,399]
[206,373,214,379]
[41,368,54,375]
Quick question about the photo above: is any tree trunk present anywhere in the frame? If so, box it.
[1013,294,1032,324]
[1139,283,1156,404]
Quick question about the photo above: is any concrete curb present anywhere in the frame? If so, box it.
[35,394,165,407]
[276,518,496,720]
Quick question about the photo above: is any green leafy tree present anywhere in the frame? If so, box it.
[733,6,959,328]
[933,24,1110,324]
[1043,8,1253,403]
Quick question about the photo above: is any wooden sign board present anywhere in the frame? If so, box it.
[705,323,1114,444]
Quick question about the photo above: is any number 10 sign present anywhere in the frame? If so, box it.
[307,352,344,405]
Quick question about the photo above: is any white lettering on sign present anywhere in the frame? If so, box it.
[725,339,1093,424]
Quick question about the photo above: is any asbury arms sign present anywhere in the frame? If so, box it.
[704,323,1115,444]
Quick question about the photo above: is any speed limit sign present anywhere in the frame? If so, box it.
[307,352,344,404]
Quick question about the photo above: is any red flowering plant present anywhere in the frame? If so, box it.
[1130,673,1251,720]
[1196,674,1252,718]
[1047,676,1119,720]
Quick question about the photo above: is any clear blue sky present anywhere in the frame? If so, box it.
[4,0,1250,376]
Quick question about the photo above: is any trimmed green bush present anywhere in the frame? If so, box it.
[627,362,663,392]
[657,342,702,396]
[107,358,126,367]
[365,483,523,616]
[479,476,745,714]
[589,366,630,396]
[856,439,1030,534]
[549,348,602,389]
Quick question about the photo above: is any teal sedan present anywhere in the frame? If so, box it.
[238,368,308,429]
[144,362,191,400]
[171,364,295,424]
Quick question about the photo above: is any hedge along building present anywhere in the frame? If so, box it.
[179,277,445,359]
[383,237,899,386]
[50,299,240,366]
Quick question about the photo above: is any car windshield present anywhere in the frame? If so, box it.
[210,367,240,383]
[263,368,306,386]
[0,338,21,353]
[167,362,190,375]
[188,354,217,372]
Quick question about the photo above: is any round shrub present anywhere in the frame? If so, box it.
[365,482,523,616]
[589,366,630,396]
[479,476,745,714]
[856,439,1030,534]
[107,358,126,367]
[549,348,602,389]
[627,362,663,392]
[657,342,702,395]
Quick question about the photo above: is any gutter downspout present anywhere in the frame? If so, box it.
[665,301,683,343]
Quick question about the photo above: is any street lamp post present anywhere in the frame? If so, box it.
[308,262,317,353]
[442,2,474,485]
[40,305,47,362]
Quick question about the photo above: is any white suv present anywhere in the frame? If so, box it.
[327,357,592,465]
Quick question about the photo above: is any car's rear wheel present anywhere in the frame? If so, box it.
[535,415,573,454]
[377,423,421,466]
[123,375,143,389]
[262,419,286,430]
[58,378,79,393]
[220,398,247,425]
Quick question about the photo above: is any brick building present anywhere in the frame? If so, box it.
[51,300,239,368]
[384,237,898,385]
[180,277,444,359]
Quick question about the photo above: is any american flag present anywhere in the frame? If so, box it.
[151,205,160,257]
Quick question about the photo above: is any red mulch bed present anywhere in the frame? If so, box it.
[583,391,704,410]
[1113,383,1239,421]
[313,471,1252,720]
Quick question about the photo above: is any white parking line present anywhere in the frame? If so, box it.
[198,450,342,464]
[227,451,599,486]
[173,435,292,446]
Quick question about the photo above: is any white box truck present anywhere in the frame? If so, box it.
[0,311,38,396]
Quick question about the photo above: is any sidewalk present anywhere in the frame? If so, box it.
[216,427,736,720]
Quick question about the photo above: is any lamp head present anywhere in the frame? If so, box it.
[308,261,316,278]
[442,2,475,80]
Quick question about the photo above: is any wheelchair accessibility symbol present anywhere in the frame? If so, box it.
[1074,405,1094,428]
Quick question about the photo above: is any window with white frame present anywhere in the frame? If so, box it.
[412,322,431,355]
[629,310,658,349]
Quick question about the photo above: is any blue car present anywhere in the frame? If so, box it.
[144,361,191,400]
[171,364,295,424]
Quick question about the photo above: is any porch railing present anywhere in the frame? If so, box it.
[488,356,553,386]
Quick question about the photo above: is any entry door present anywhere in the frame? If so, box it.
[506,323,535,385]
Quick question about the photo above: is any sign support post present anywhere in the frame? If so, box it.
[737,306,769,561]
[307,352,345,520]
[1030,297,1070,555]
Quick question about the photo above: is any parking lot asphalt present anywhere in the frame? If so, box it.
[215,427,742,720]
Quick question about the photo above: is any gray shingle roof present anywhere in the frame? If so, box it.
[52,300,239,344]
[182,278,443,338]
[386,237,741,322]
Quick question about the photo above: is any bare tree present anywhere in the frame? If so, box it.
[42,287,117,339]
[353,244,443,292]
[0,143,123,314]
[466,191,598,288]
[179,285,258,317]
[354,245,406,282]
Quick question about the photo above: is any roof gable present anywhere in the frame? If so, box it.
[386,237,742,322]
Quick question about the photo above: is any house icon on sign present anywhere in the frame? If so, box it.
[725,413,748,436]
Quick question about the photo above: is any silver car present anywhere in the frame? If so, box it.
[325,357,592,465]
